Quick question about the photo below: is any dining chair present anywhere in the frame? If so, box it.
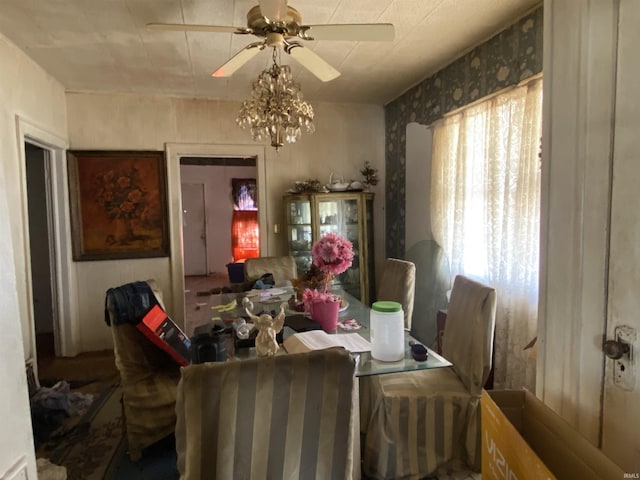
[175,347,358,479]
[105,279,181,460]
[376,258,416,330]
[243,255,298,286]
[359,274,497,479]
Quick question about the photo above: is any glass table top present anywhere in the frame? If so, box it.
[193,286,452,377]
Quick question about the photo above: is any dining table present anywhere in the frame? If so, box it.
[190,284,452,376]
[188,284,453,480]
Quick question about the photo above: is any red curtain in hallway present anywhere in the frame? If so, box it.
[231,210,259,262]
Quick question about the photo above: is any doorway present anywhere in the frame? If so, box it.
[25,142,58,364]
[166,143,267,328]
[179,156,258,320]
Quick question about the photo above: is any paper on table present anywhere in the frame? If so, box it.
[245,288,288,298]
[283,330,371,354]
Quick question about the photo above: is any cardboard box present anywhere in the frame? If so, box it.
[137,304,191,366]
[482,389,624,480]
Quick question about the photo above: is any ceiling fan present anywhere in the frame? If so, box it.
[147,0,394,82]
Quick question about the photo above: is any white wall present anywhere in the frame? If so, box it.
[0,33,68,480]
[66,92,386,351]
[405,123,433,249]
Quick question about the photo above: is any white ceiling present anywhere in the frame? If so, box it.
[0,0,539,105]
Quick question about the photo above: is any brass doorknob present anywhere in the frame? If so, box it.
[603,340,630,360]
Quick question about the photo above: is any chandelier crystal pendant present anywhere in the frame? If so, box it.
[237,48,315,151]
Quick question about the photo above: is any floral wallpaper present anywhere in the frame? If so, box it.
[385,6,543,258]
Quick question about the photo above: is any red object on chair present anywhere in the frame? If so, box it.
[231,210,259,261]
[137,304,191,366]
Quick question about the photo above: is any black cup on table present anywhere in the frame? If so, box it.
[191,324,227,364]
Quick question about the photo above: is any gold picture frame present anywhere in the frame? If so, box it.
[67,150,169,261]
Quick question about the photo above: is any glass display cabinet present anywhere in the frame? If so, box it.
[284,192,374,304]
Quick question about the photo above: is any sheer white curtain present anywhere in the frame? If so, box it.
[431,78,543,389]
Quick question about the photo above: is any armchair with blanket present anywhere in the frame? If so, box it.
[105,279,181,460]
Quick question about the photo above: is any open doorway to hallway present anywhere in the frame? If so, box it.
[24,142,59,368]
[179,156,258,314]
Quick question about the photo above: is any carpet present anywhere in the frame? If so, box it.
[104,433,179,480]
[37,383,124,480]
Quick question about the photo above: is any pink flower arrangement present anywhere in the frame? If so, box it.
[302,288,340,312]
[311,232,354,277]
[301,233,353,312]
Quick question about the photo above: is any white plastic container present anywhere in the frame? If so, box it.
[370,301,404,362]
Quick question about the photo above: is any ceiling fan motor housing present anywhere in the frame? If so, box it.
[147,2,394,82]
[247,5,302,37]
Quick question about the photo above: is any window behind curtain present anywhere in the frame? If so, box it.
[430,77,543,389]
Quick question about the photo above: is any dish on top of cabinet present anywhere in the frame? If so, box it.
[327,172,350,192]
[287,179,325,194]
[327,183,349,192]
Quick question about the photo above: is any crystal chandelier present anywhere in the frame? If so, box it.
[236,48,315,151]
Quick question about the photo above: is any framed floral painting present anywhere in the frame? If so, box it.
[67,150,169,261]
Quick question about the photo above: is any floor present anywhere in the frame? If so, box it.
[184,271,232,293]
[33,348,121,465]
[36,344,119,397]
[105,434,178,480]
[432,463,482,480]
[183,272,245,335]
[32,348,180,479]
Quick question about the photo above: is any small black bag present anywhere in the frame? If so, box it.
[190,324,227,363]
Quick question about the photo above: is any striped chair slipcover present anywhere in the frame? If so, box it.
[360,275,497,479]
[244,255,298,286]
[175,347,357,479]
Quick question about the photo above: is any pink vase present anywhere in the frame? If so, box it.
[311,300,340,333]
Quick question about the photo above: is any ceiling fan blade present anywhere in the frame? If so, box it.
[259,0,288,22]
[285,44,340,82]
[147,23,245,34]
[301,23,395,42]
[212,43,265,77]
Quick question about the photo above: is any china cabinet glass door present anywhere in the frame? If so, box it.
[284,192,374,303]
[316,196,361,299]
[285,197,313,275]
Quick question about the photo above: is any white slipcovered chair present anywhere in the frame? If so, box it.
[376,258,416,330]
[360,274,497,479]
[243,255,297,286]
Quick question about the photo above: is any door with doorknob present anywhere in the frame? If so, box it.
[601,0,640,472]
[181,183,207,276]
